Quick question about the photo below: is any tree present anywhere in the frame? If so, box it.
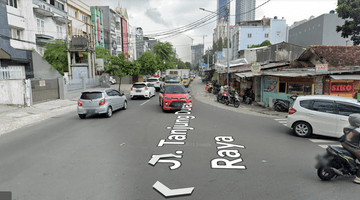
[153,42,176,71]
[336,0,360,45]
[43,40,68,75]
[176,60,187,69]
[249,40,272,48]
[137,51,158,75]
[185,62,191,69]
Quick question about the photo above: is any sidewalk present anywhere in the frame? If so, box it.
[0,84,133,136]
[190,77,288,118]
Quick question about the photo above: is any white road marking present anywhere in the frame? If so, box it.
[283,124,288,126]
[140,100,150,106]
[274,118,286,121]
[309,139,338,143]
[278,121,287,124]
[319,144,342,149]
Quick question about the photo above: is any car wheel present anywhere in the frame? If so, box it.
[78,114,86,119]
[123,101,127,110]
[293,122,312,137]
[105,106,113,118]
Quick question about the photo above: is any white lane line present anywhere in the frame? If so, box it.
[274,119,286,121]
[278,121,287,124]
[283,124,288,126]
[309,139,338,143]
[140,100,150,106]
[319,144,342,149]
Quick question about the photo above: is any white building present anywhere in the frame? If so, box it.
[235,0,256,24]
[231,17,287,60]
[213,17,234,48]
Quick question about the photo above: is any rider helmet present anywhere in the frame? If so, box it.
[349,113,360,127]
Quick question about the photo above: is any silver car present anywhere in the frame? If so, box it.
[77,88,128,119]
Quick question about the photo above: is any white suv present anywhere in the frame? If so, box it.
[146,77,161,91]
[287,95,360,138]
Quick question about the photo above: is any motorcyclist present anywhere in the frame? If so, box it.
[341,114,360,184]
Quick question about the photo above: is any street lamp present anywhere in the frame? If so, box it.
[199,2,230,87]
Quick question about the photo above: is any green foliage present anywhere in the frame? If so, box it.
[95,47,111,62]
[43,40,68,75]
[336,0,360,45]
[176,60,187,69]
[137,51,158,75]
[153,42,176,71]
[202,47,215,65]
[249,40,272,48]
[185,62,191,69]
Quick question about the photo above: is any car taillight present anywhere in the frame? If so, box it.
[131,87,133,90]
[145,87,148,90]
[77,99,82,106]
[157,82,159,84]
[288,108,297,115]
[99,98,105,106]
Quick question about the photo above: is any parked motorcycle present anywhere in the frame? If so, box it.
[273,95,298,112]
[217,86,228,104]
[315,114,360,181]
[225,89,241,108]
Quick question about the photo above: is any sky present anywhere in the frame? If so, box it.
[84,0,338,61]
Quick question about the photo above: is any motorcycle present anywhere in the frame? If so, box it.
[315,114,360,181]
[225,90,241,108]
[217,86,229,104]
[205,82,213,93]
[273,95,298,112]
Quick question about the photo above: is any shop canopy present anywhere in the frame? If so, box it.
[329,75,360,80]
[235,72,261,78]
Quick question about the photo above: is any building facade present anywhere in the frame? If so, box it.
[217,0,227,24]
[288,13,353,47]
[191,44,204,67]
[231,17,287,59]
[90,7,104,49]
[235,0,256,24]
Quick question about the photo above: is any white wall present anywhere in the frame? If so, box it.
[0,80,26,105]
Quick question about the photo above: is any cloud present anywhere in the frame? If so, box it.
[145,7,172,27]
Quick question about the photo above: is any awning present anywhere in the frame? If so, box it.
[329,75,360,80]
[235,72,260,78]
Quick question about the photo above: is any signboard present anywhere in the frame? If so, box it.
[330,82,354,94]
[39,80,46,87]
[263,76,278,92]
[200,63,209,69]
[217,51,225,59]
[95,58,104,71]
[316,64,328,72]
[251,62,261,73]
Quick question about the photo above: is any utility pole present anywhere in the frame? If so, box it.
[226,0,230,87]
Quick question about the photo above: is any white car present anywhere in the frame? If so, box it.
[146,77,162,91]
[130,82,155,99]
[287,95,360,138]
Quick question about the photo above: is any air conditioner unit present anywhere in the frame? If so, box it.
[41,4,46,9]
[47,7,52,12]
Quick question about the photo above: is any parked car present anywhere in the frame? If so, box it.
[146,77,162,91]
[77,89,127,119]
[130,82,156,99]
[287,95,360,138]
[159,84,192,111]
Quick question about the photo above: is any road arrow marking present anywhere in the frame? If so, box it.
[153,181,194,197]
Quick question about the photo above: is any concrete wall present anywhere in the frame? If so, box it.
[0,79,27,105]
[32,51,62,79]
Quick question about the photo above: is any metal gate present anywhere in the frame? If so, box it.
[31,79,59,103]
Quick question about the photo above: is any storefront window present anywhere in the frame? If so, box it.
[288,84,312,95]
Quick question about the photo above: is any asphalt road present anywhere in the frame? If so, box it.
[0,80,358,200]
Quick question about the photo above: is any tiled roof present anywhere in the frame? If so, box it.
[310,45,360,67]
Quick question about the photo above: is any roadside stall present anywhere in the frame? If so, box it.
[324,75,360,99]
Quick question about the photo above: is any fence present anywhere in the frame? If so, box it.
[0,66,25,79]
[31,79,59,103]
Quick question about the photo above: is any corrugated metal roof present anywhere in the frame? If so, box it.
[330,75,360,80]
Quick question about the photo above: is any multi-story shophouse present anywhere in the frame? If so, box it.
[2,0,68,79]
[67,0,96,80]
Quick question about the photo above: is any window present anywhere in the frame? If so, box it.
[82,15,88,23]
[10,28,21,39]
[37,18,45,34]
[311,100,335,114]
[56,25,63,39]
[50,0,55,6]
[300,100,313,109]
[55,1,64,10]
[68,7,77,18]
[336,102,360,116]
[247,33,252,38]
[265,33,269,38]
[80,92,103,100]
[279,82,286,93]
[6,0,17,8]
[288,83,311,95]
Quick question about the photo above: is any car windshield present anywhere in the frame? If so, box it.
[147,79,158,82]
[165,76,180,83]
[133,84,146,88]
[80,92,103,100]
[164,85,187,94]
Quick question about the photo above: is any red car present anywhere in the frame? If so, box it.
[159,84,192,111]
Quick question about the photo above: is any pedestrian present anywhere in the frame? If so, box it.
[245,89,254,104]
